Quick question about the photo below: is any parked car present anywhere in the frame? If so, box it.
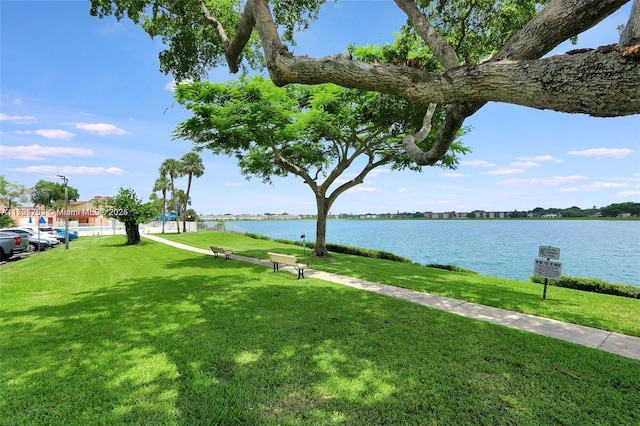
[0,229,51,252]
[0,231,29,261]
[53,227,78,240]
[35,227,65,242]
[16,227,61,246]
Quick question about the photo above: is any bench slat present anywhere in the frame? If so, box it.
[267,252,307,279]
[210,245,233,260]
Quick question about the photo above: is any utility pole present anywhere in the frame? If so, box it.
[57,175,69,249]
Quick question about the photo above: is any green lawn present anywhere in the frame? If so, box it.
[0,234,638,425]
[161,231,640,337]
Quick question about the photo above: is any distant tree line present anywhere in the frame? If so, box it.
[333,202,640,219]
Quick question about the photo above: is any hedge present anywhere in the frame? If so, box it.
[530,275,640,299]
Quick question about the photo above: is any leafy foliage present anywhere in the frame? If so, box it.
[30,180,79,208]
[89,0,328,80]
[0,214,15,228]
[600,202,640,217]
[531,275,640,299]
[174,76,467,182]
[102,187,156,244]
[417,0,547,63]
[174,76,469,256]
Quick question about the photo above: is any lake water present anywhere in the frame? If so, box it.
[207,219,640,287]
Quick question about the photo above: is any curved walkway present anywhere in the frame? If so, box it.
[143,234,640,361]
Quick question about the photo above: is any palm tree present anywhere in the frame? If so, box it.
[179,152,205,232]
[159,158,183,233]
[153,175,170,234]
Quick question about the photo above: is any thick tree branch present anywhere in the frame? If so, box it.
[393,0,460,68]
[272,50,639,117]
[197,0,229,47]
[327,156,392,207]
[399,0,632,165]
[620,0,640,46]
[498,0,630,60]
[198,0,257,73]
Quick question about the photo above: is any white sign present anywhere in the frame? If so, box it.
[538,246,561,260]
[534,258,563,280]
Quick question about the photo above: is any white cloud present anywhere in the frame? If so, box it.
[367,168,391,178]
[397,188,410,193]
[65,122,131,136]
[347,187,381,193]
[589,182,630,189]
[568,148,634,159]
[225,182,244,187]
[460,160,496,167]
[0,144,93,160]
[499,175,588,187]
[517,155,563,163]
[617,190,640,198]
[8,165,127,175]
[0,113,36,122]
[16,129,76,139]
[485,168,524,176]
[509,161,539,169]
[441,172,465,178]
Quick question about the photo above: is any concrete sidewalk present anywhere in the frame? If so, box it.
[143,235,640,361]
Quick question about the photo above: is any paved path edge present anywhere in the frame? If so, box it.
[142,234,640,361]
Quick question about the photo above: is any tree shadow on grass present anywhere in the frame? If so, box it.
[2,266,640,425]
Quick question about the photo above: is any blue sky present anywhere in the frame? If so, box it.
[1,1,638,215]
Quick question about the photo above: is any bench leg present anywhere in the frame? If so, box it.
[298,269,304,279]
[273,262,279,272]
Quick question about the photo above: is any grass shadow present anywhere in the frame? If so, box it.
[2,245,640,424]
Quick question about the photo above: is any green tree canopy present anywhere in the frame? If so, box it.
[102,187,156,245]
[90,0,640,171]
[601,202,640,217]
[0,176,31,210]
[174,75,468,256]
[30,180,79,209]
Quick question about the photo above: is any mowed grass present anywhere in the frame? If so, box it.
[162,231,640,337]
[0,235,637,425]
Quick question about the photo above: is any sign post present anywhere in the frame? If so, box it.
[534,246,562,299]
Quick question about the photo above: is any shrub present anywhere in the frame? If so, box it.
[325,243,413,263]
[530,275,640,299]
[244,232,271,240]
[426,264,478,274]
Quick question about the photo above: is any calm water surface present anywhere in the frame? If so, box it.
[211,219,640,287]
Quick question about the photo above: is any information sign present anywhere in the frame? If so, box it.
[538,246,560,260]
[533,258,563,280]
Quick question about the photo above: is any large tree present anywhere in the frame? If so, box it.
[174,76,467,256]
[102,187,157,245]
[0,176,31,211]
[179,151,205,232]
[31,180,79,209]
[90,0,640,168]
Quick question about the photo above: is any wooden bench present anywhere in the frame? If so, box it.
[210,245,233,260]
[267,252,307,279]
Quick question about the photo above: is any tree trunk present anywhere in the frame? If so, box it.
[313,195,331,257]
[183,175,192,233]
[170,176,180,234]
[161,190,166,234]
[125,222,140,245]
